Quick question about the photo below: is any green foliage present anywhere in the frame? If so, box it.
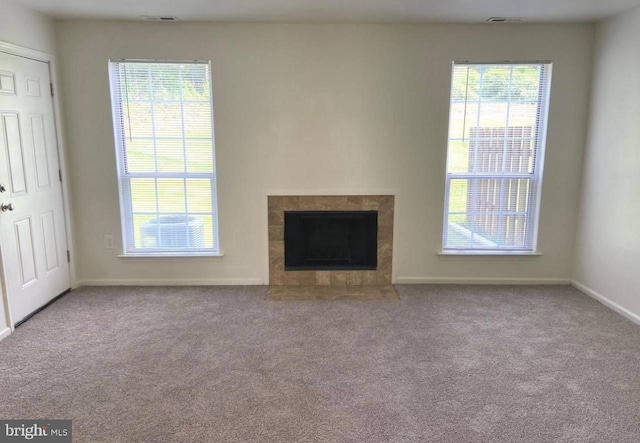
[452,65,541,102]
[118,63,210,101]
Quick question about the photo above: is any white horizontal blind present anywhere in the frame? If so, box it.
[443,62,552,251]
[109,60,220,254]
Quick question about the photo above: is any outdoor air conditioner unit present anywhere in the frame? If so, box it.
[140,216,205,249]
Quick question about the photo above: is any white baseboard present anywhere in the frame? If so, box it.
[0,327,11,342]
[78,278,265,287]
[571,280,640,326]
[396,277,570,285]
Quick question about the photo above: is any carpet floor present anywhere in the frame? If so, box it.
[1,285,639,442]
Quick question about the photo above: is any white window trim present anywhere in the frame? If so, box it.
[437,250,543,258]
[441,61,553,255]
[117,252,224,258]
[108,59,221,257]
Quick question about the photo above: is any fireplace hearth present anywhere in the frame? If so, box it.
[268,195,394,286]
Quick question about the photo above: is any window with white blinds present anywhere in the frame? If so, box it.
[108,60,220,255]
[443,62,552,252]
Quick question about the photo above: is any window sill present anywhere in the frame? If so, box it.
[118,251,224,259]
[438,250,542,260]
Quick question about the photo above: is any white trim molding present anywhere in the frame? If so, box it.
[571,280,640,326]
[117,252,224,259]
[397,277,570,285]
[78,278,265,287]
[438,251,543,258]
[0,41,52,62]
[0,327,11,342]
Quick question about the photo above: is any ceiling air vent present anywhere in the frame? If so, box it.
[141,16,178,21]
[486,17,524,23]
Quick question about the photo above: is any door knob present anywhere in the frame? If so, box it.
[0,184,6,193]
[1,203,14,212]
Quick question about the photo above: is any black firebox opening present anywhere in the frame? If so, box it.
[284,211,378,271]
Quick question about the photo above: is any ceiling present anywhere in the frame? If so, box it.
[15,0,640,23]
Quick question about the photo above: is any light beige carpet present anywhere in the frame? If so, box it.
[1,285,639,442]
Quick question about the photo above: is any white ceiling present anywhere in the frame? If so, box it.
[15,0,640,23]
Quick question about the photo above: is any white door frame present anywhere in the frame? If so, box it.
[0,41,77,332]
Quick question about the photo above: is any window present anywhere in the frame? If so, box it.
[109,60,220,255]
[443,62,552,252]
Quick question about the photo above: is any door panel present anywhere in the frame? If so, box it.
[25,77,40,97]
[0,71,15,94]
[30,114,51,189]
[2,112,27,195]
[40,210,59,272]
[15,217,37,286]
[0,51,70,324]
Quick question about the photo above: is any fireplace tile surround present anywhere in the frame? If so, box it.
[268,195,394,286]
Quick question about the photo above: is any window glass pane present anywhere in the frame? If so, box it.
[199,215,215,249]
[119,63,151,101]
[448,178,468,214]
[183,102,212,138]
[122,102,152,139]
[125,139,155,173]
[511,65,542,101]
[153,102,183,138]
[186,179,212,213]
[157,178,186,213]
[446,177,532,249]
[134,214,157,249]
[130,178,157,213]
[156,139,185,173]
[508,102,538,129]
[186,139,214,173]
[446,140,472,174]
[182,64,210,100]
[448,102,479,141]
[467,126,536,175]
[151,64,181,101]
[478,102,508,128]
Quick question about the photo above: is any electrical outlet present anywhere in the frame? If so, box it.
[105,234,115,250]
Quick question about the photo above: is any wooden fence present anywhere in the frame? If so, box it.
[467,126,533,246]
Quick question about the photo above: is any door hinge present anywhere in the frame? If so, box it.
[50,83,54,96]
[67,250,71,263]
[58,169,62,182]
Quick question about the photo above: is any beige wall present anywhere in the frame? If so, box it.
[574,7,640,318]
[55,21,594,285]
[0,0,57,334]
[0,0,56,54]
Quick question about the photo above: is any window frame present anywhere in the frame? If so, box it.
[441,61,553,254]
[108,59,221,257]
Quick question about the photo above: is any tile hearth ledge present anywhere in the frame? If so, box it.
[267,285,399,301]
[267,195,394,287]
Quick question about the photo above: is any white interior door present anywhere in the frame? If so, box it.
[0,51,70,325]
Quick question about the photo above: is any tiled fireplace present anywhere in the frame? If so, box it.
[268,195,394,286]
